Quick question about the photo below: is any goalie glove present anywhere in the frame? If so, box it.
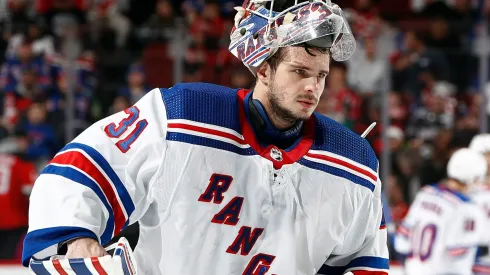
[29,237,137,275]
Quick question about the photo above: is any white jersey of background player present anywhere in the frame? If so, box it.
[22,0,389,274]
[469,134,490,274]
[395,148,488,275]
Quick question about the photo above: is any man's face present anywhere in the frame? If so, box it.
[22,71,36,87]
[266,47,330,122]
[18,44,32,60]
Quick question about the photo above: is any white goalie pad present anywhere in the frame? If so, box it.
[29,237,137,275]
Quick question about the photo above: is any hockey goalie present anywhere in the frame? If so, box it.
[23,0,389,274]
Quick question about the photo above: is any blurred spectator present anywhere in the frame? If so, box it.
[46,71,94,141]
[391,31,450,99]
[425,16,461,53]
[354,96,383,155]
[388,92,409,129]
[5,0,36,35]
[348,36,389,97]
[137,0,177,44]
[451,0,478,37]
[229,67,253,89]
[0,41,50,92]
[182,0,241,18]
[88,0,131,48]
[387,126,413,195]
[118,64,149,105]
[350,0,382,40]
[2,69,45,131]
[183,32,206,82]
[48,50,96,91]
[16,100,58,164]
[0,140,37,260]
[418,129,453,187]
[109,95,130,115]
[386,174,409,227]
[406,81,455,159]
[317,62,360,129]
[188,2,224,52]
[43,0,87,40]
[6,18,54,57]
[387,126,405,160]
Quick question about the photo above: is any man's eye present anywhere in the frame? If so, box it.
[294,69,306,75]
[318,73,327,79]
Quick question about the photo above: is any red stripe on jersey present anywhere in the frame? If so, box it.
[306,152,377,182]
[473,265,490,274]
[397,226,410,237]
[449,248,468,256]
[52,259,69,275]
[351,270,388,275]
[91,257,109,275]
[51,151,126,235]
[118,243,135,275]
[168,123,247,145]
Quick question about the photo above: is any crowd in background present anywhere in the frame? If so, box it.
[0,0,487,263]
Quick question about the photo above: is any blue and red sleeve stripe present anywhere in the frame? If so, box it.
[42,142,135,241]
[319,256,389,275]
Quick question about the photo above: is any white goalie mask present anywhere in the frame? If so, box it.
[229,0,356,74]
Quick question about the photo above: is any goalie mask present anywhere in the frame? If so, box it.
[229,0,356,74]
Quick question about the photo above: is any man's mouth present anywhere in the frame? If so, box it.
[298,100,315,108]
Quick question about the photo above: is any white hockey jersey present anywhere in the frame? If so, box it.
[470,185,490,275]
[23,83,389,275]
[395,184,486,275]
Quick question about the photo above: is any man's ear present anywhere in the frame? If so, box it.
[256,62,270,86]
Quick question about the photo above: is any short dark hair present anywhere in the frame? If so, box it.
[265,43,329,73]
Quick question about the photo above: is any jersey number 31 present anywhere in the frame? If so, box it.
[104,106,149,153]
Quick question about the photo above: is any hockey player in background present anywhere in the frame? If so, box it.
[23,0,389,274]
[394,148,488,275]
[468,134,490,275]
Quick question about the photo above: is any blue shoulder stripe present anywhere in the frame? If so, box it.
[167,132,256,156]
[298,158,375,191]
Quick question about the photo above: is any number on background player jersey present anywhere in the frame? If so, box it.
[0,167,12,195]
[410,223,438,261]
[104,106,148,153]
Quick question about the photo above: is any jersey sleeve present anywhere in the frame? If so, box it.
[22,88,168,266]
[319,178,390,275]
[393,193,423,256]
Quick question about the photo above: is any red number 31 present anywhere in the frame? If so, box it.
[104,106,148,153]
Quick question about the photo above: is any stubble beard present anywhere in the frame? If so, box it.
[267,79,305,127]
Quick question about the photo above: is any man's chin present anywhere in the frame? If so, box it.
[295,110,314,121]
